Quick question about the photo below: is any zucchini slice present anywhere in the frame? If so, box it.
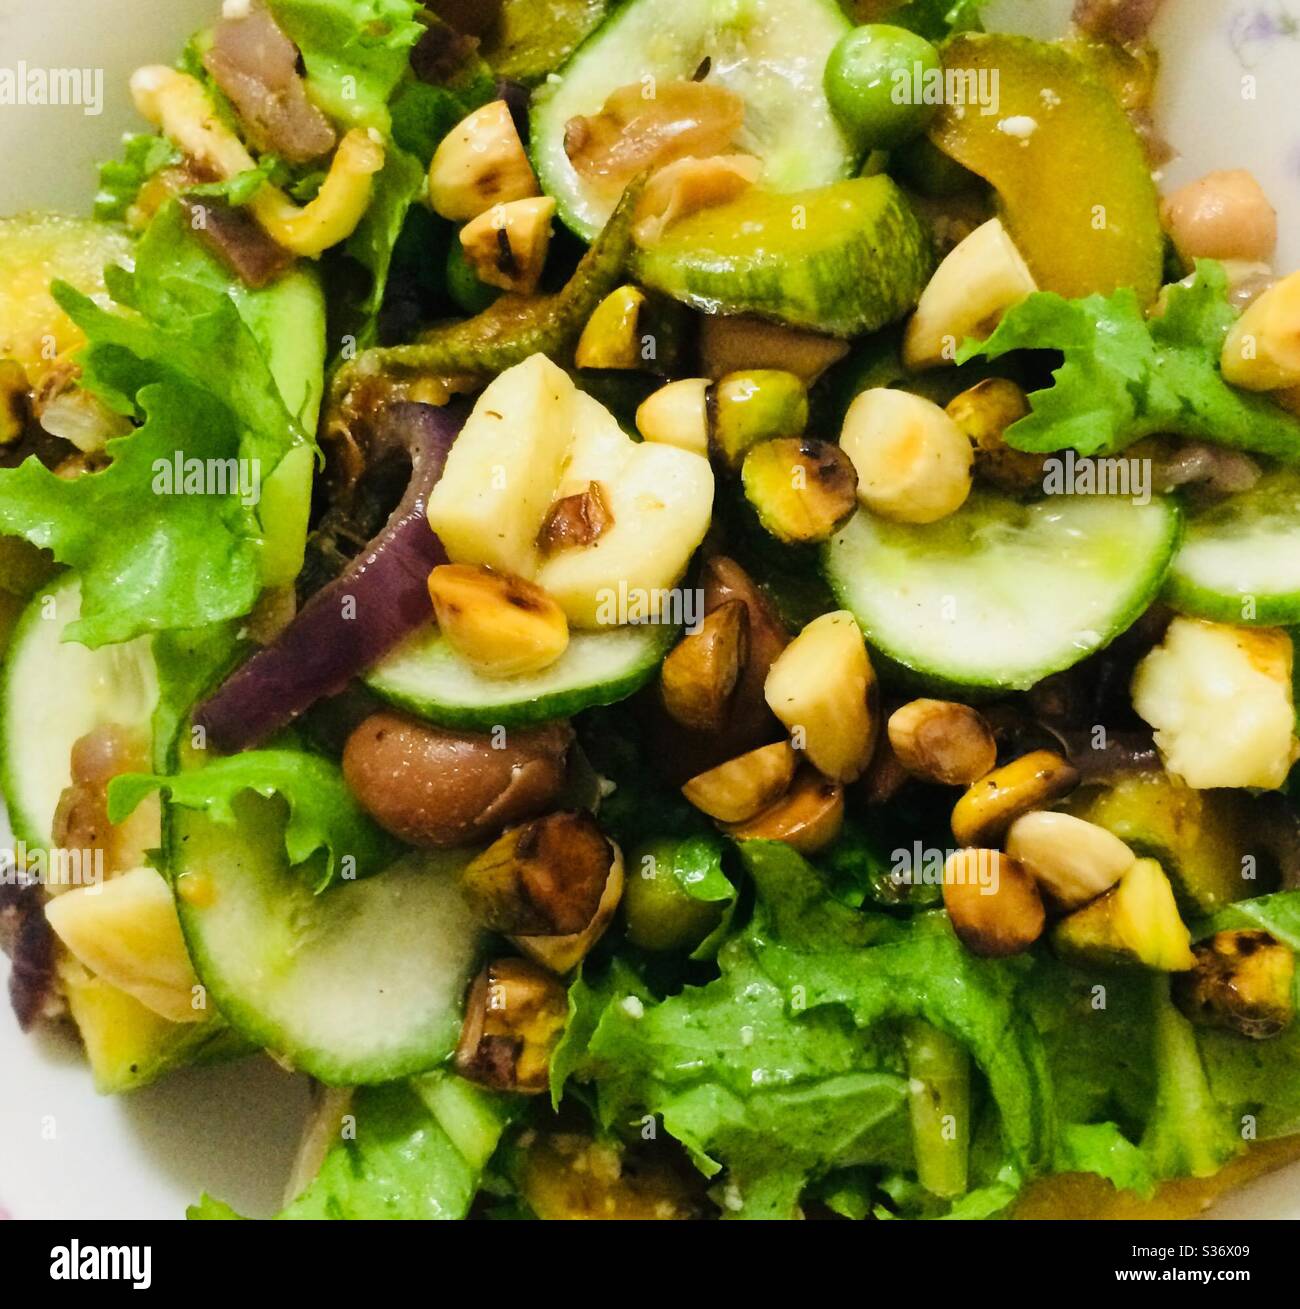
[1164,467,1300,625]
[0,575,158,846]
[822,491,1182,693]
[170,793,485,1086]
[364,622,674,729]
[530,0,856,241]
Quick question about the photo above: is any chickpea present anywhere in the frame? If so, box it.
[1161,169,1277,265]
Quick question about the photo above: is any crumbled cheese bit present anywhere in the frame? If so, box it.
[221,0,252,17]
[620,995,645,1020]
[1039,87,1061,109]
[740,1025,754,1047]
[597,775,617,799]
[997,115,1038,143]
[722,1183,744,1212]
[366,127,385,146]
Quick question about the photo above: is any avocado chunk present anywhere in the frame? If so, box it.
[61,966,247,1094]
[1173,930,1296,1040]
[1052,857,1195,973]
[1064,772,1274,918]
[635,176,934,338]
[929,34,1163,304]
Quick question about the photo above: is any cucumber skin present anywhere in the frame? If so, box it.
[363,627,676,730]
[1163,572,1300,627]
[635,179,934,338]
[530,0,855,242]
[821,500,1183,694]
[0,582,57,847]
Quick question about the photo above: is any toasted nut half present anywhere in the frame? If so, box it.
[538,481,614,555]
[888,699,997,787]
[342,714,571,848]
[636,377,711,457]
[681,740,798,823]
[944,378,1046,494]
[840,387,973,524]
[724,768,844,854]
[741,437,859,545]
[460,196,555,295]
[460,810,615,936]
[698,314,849,386]
[660,598,749,733]
[951,750,1080,848]
[1005,810,1135,912]
[765,611,876,782]
[1222,270,1300,391]
[429,99,539,222]
[575,284,647,371]
[942,850,1045,958]
[428,563,569,679]
[513,845,625,975]
[455,957,568,1093]
[1173,929,1295,1039]
[711,369,808,469]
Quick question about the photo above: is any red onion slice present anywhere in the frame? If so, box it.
[196,402,464,753]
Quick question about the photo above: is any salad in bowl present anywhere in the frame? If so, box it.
[4,0,1300,1222]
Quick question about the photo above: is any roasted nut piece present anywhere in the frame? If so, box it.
[950,750,1080,848]
[944,378,1046,494]
[942,850,1045,958]
[632,153,761,245]
[513,844,625,975]
[1004,810,1135,911]
[724,769,844,854]
[888,699,997,787]
[342,713,571,847]
[538,481,613,555]
[636,377,711,457]
[461,810,615,936]
[1173,930,1295,1039]
[519,1130,705,1219]
[681,740,797,823]
[623,839,724,953]
[459,196,556,295]
[741,437,859,545]
[575,285,647,370]
[427,563,569,678]
[428,99,539,222]
[711,369,809,469]
[1161,169,1278,265]
[0,359,29,445]
[764,611,876,782]
[1052,857,1194,972]
[659,599,749,733]
[455,957,568,1093]
[1222,270,1300,391]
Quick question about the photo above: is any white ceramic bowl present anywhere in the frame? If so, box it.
[0,0,1297,1219]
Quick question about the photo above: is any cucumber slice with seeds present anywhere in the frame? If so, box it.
[0,574,158,847]
[169,793,485,1087]
[822,492,1182,693]
[1164,467,1300,625]
[530,0,857,242]
[364,622,674,729]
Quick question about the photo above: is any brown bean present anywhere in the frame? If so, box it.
[341,712,571,847]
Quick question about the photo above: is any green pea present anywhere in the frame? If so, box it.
[446,234,500,316]
[622,840,722,954]
[824,24,942,151]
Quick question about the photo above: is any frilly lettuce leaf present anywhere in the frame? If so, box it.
[957,261,1300,461]
[107,749,399,891]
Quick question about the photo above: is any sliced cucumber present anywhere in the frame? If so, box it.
[364,622,673,729]
[169,792,485,1086]
[530,0,856,241]
[635,176,932,337]
[0,575,157,846]
[822,492,1182,693]
[1164,467,1300,625]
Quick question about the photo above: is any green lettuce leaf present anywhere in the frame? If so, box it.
[192,1072,515,1219]
[957,261,1300,461]
[107,749,399,891]
[0,383,261,647]
[269,0,423,130]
